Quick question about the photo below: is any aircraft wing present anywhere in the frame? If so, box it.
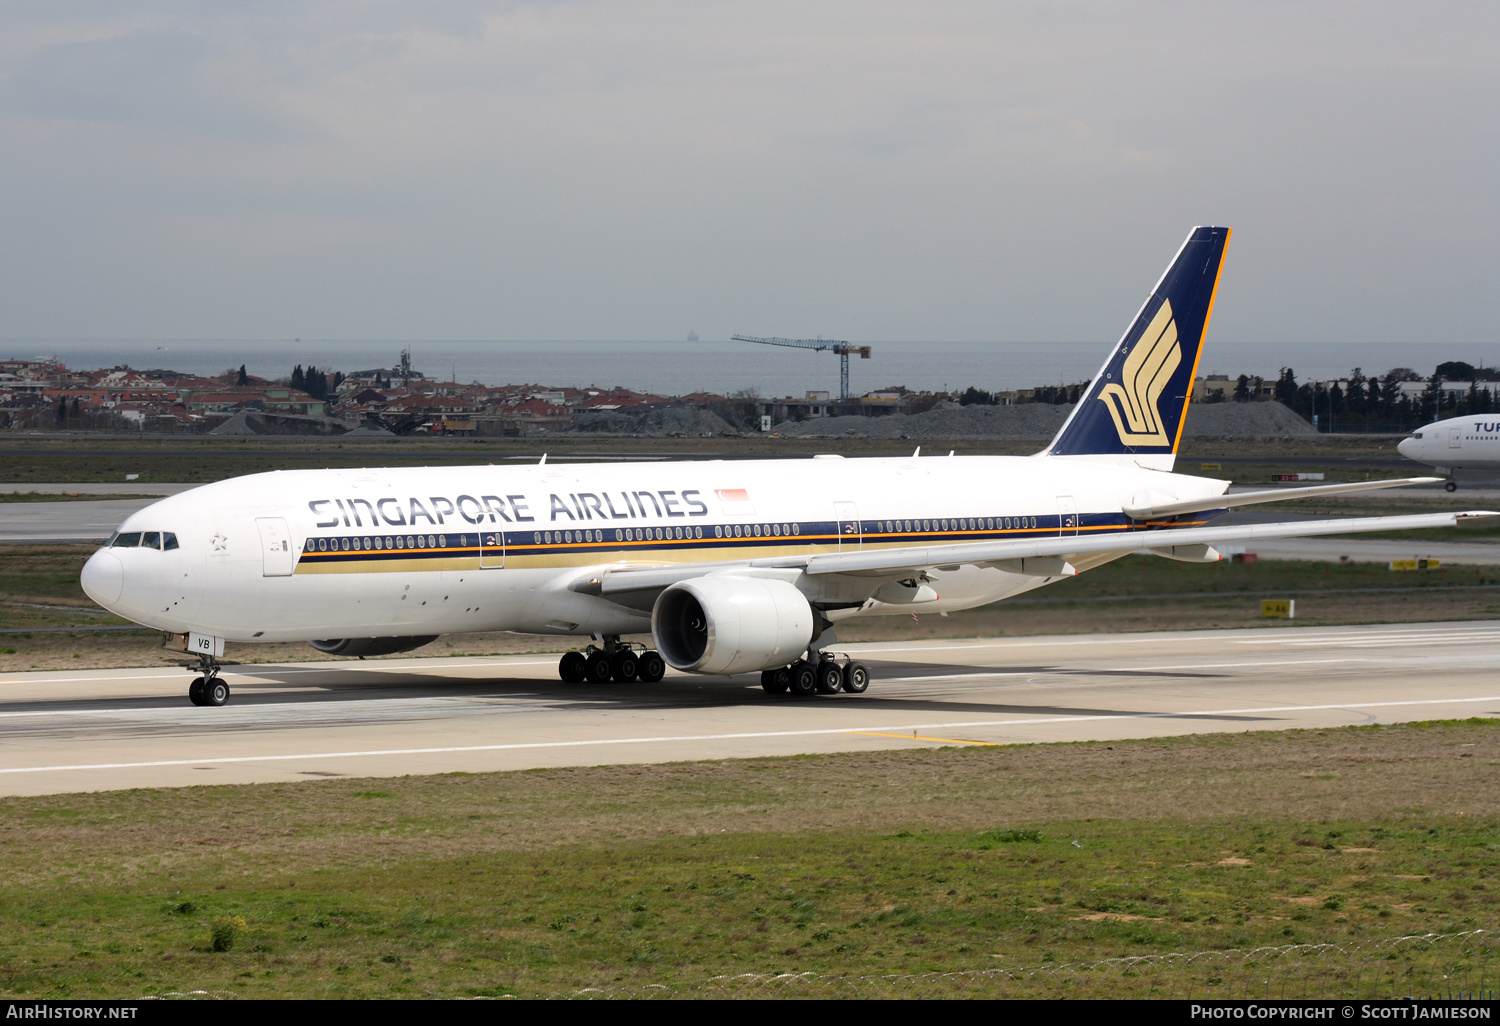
[581,510,1497,596]
[794,510,1496,576]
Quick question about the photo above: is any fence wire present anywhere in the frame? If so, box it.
[564,929,1500,1000]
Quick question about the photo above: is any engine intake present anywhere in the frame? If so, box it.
[651,576,815,675]
[309,636,438,658]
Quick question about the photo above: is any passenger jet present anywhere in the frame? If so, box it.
[1399,415,1500,490]
[81,227,1491,706]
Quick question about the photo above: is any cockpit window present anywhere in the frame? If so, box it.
[163,532,179,550]
[111,532,141,548]
[141,532,161,549]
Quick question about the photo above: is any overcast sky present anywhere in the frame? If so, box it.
[0,1,1494,345]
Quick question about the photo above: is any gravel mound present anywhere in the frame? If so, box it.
[568,405,743,436]
[771,400,1313,440]
[209,410,356,436]
[773,402,1070,440]
[1182,401,1316,438]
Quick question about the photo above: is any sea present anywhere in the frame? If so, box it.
[0,339,1479,397]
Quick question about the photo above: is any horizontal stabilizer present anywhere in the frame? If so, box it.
[1149,544,1222,563]
[1122,477,1442,519]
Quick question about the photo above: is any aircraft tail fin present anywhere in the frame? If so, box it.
[1043,226,1231,470]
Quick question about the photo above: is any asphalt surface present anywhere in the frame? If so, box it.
[1,621,1496,796]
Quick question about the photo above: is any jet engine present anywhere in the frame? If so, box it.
[651,576,815,675]
[308,636,439,658]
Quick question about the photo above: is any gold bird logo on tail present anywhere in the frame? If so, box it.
[1096,300,1180,446]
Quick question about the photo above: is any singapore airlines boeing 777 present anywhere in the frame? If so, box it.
[80,227,1492,706]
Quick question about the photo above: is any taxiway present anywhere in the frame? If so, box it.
[0,620,1495,796]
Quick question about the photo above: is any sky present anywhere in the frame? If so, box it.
[0,1,1495,346]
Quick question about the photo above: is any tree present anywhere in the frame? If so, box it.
[1274,368,1299,407]
[1435,361,1476,382]
[236,364,249,386]
[291,365,304,390]
[959,386,994,406]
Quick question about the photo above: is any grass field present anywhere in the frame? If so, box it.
[0,720,1495,998]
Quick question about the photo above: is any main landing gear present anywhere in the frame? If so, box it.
[558,637,665,685]
[186,654,230,707]
[760,656,870,697]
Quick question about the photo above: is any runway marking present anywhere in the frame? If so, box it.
[2,695,1496,776]
[883,658,1379,684]
[849,731,999,746]
[0,693,549,719]
[0,660,565,686]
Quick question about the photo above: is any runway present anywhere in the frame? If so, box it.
[1,620,1496,796]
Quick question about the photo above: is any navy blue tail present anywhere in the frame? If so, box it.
[1047,226,1230,460]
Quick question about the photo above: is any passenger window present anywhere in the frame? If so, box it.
[141,532,161,549]
[163,533,179,550]
[111,532,141,548]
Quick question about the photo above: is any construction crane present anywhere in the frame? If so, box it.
[730,335,872,400]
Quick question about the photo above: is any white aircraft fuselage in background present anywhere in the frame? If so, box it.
[79,227,1493,704]
[1399,416,1500,489]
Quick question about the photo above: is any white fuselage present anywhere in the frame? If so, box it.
[80,454,1230,644]
[1398,416,1500,471]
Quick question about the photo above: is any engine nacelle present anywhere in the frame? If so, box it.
[308,636,438,658]
[651,576,815,675]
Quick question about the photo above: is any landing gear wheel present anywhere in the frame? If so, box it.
[760,668,788,694]
[205,679,230,707]
[788,661,817,697]
[585,652,613,684]
[610,649,640,683]
[188,677,207,706]
[842,661,870,694]
[559,651,587,683]
[815,660,844,694]
[1446,480,1458,492]
[637,651,666,683]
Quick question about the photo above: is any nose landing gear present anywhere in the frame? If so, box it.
[186,655,229,707]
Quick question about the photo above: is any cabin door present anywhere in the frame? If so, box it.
[480,528,505,568]
[834,502,862,549]
[1450,427,1462,449]
[256,517,295,576]
[1055,496,1078,537]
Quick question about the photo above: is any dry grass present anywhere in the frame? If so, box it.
[0,720,1496,998]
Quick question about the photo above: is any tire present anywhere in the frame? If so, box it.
[761,669,787,694]
[610,650,640,683]
[816,660,844,694]
[205,679,230,707]
[637,651,666,683]
[842,661,870,694]
[585,652,613,684]
[1446,481,1458,492]
[187,677,206,706]
[789,661,817,696]
[559,651,587,683]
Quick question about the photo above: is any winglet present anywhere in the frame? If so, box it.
[1044,226,1231,470]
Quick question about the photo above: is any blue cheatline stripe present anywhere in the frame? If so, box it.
[292,510,1220,567]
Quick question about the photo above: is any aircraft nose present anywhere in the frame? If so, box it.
[81,551,124,606]
[1397,437,1416,458]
